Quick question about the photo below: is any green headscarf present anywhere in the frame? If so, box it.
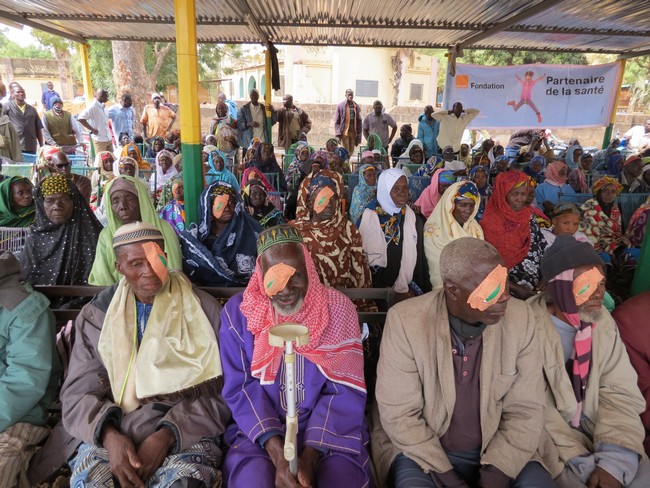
[88,175,182,285]
[367,133,387,156]
[0,177,35,227]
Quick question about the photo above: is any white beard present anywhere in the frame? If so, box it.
[272,297,305,317]
[579,308,603,323]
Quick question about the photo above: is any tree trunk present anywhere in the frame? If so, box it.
[111,41,155,124]
[390,50,403,108]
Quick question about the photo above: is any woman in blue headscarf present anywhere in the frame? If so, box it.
[524,155,546,184]
[205,149,240,191]
[178,181,262,286]
[564,144,583,171]
[350,163,378,225]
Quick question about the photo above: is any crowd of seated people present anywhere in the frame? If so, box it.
[2,87,650,488]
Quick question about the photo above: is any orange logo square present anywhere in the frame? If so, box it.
[455,75,469,89]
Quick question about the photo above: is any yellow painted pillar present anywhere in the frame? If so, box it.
[174,0,202,225]
[601,59,626,149]
[264,47,273,143]
[79,43,95,160]
[79,43,93,103]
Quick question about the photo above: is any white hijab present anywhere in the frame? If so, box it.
[377,168,407,215]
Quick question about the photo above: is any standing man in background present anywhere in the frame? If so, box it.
[78,89,113,153]
[432,102,479,155]
[363,100,397,150]
[107,93,135,153]
[141,93,176,143]
[277,94,311,150]
[417,105,440,160]
[41,96,84,151]
[2,84,43,154]
[237,88,277,148]
[335,88,362,156]
[41,81,60,112]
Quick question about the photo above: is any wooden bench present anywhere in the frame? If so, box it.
[34,285,395,325]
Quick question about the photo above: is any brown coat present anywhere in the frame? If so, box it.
[528,293,646,478]
[29,283,230,483]
[372,289,545,485]
[277,106,311,149]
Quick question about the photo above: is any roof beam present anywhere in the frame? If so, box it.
[618,46,650,59]
[18,14,650,40]
[236,0,269,45]
[456,0,565,49]
[0,11,87,43]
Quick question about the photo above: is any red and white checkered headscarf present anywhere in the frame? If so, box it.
[240,244,366,392]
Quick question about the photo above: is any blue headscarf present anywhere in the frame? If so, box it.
[524,155,546,183]
[177,181,262,286]
[350,164,378,226]
[605,151,624,177]
[565,145,582,171]
[469,165,493,221]
[206,149,240,191]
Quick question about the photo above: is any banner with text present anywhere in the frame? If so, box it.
[444,62,622,129]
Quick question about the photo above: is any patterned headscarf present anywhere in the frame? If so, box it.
[41,174,71,196]
[350,164,377,225]
[177,181,262,286]
[592,176,623,196]
[454,180,479,204]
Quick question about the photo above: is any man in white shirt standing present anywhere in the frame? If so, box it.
[78,89,113,153]
[432,102,479,155]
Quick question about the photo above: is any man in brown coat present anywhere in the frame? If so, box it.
[60,222,230,488]
[276,94,311,149]
[373,237,555,488]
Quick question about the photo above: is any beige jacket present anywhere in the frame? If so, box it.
[372,289,545,484]
[528,293,646,477]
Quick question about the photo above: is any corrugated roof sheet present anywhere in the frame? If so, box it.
[1,0,649,56]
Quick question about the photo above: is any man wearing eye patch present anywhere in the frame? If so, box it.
[219,225,373,488]
[373,237,555,487]
[528,235,650,487]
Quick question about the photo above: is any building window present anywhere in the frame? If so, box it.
[239,78,244,99]
[261,74,266,97]
[248,76,256,94]
[355,80,378,98]
[410,83,424,101]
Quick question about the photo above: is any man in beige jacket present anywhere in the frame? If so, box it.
[373,237,555,487]
[529,235,650,488]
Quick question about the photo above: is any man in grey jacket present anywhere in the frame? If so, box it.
[237,88,277,148]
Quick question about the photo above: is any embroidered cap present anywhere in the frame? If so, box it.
[257,225,303,256]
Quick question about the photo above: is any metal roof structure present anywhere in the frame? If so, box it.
[1,0,650,58]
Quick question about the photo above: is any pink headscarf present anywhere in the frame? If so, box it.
[415,168,449,219]
[545,161,569,187]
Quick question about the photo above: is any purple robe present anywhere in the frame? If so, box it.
[220,292,373,487]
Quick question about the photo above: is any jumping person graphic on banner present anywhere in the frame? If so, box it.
[507,70,546,123]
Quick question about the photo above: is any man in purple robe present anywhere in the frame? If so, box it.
[220,225,373,487]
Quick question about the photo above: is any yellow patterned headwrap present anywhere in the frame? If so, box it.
[41,174,71,196]
[591,176,623,196]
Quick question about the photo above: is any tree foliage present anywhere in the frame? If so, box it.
[31,31,73,59]
[0,29,54,59]
[461,49,588,66]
